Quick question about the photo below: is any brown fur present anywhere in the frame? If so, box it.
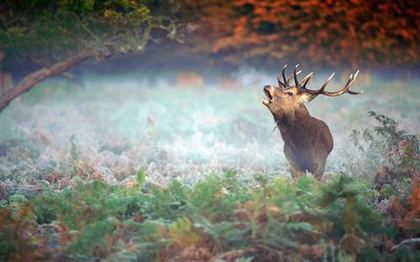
[274,105,333,179]
[262,67,360,179]
[262,85,333,179]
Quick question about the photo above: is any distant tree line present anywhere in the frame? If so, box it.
[0,0,418,111]
[177,0,419,69]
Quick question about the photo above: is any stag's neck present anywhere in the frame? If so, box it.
[273,105,310,125]
[273,105,311,143]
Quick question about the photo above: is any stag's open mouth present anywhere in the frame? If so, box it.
[262,86,273,106]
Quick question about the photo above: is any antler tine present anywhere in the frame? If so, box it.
[277,76,285,88]
[328,71,358,95]
[300,72,314,88]
[298,70,361,97]
[330,70,360,95]
[275,65,289,88]
[345,70,362,94]
[281,64,288,87]
[285,70,301,88]
[318,72,335,92]
[277,64,303,89]
[293,64,300,87]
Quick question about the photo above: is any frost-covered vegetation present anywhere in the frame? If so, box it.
[1,172,419,261]
[0,73,419,261]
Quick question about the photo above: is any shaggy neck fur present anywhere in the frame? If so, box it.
[272,105,311,145]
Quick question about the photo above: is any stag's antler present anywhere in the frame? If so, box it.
[277,64,302,89]
[284,64,361,97]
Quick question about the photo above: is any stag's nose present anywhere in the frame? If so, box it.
[263,85,274,100]
[264,85,273,95]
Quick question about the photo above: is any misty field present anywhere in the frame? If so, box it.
[0,72,419,261]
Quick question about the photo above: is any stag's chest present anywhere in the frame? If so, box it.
[278,117,323,148]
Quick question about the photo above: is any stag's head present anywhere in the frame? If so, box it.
[262,64,361,117]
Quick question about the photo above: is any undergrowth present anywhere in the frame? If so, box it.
[0,173,419,261]
[0,112,419,261]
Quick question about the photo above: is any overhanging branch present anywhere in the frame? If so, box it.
[0,49,95,112]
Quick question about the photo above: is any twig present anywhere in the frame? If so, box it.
[210,248,255,262]
[391,238,420,251]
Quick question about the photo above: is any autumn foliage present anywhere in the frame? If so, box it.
[178,0,419,68]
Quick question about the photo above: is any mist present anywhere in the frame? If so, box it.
[1,69,418,186]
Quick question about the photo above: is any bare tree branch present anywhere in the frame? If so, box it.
[391,238,420,251]
[0,49,96,112]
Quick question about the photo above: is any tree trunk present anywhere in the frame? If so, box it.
[0,50,94,112]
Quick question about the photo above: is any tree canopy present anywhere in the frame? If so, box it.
[0,0,178,111]
[0,0,177,65]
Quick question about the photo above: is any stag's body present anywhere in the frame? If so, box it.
[274,104,333,179]
[262,65,360,179]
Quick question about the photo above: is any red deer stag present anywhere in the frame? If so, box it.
[261,65,360,179]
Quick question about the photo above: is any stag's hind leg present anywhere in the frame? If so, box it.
[289,164,306,179]
[311,161,326,180]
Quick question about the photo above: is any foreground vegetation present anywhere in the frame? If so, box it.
[1,170,419,261]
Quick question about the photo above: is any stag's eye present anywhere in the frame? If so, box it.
[285,92,293,96]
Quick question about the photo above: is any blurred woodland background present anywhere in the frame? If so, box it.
[164,0,420,70]
[0,0,419,85]
[0,1,419,261]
